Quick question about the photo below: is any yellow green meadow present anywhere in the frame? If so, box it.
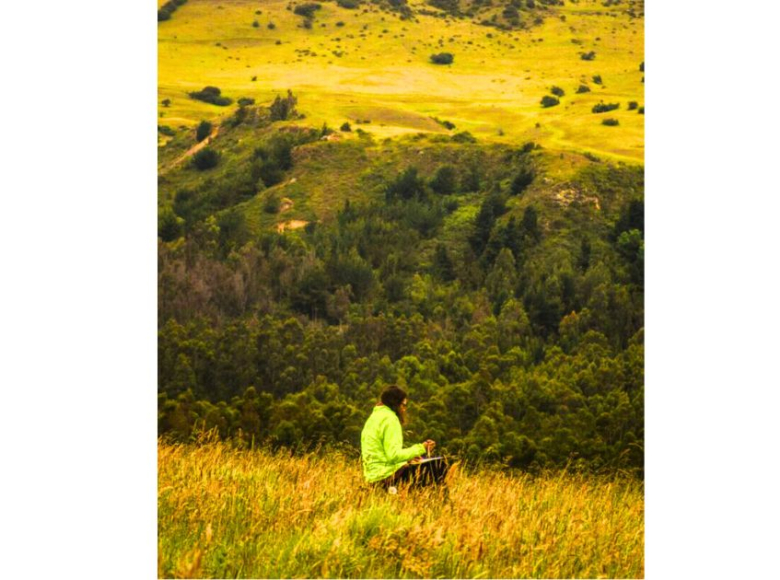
[158,440,644,578]
[158,0,644,163]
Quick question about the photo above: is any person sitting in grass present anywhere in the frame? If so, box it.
[360,385,456,490]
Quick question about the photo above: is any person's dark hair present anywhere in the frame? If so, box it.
[380,385,408,422]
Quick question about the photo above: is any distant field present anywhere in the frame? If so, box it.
[158,440,644,578]
[158,0,644,162]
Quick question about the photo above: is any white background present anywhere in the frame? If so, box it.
[1,1,778,578]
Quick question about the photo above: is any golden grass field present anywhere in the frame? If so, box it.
[158,440,644,578]
[158,0,644,163]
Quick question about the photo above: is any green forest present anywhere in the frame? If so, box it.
[158,96,644,475]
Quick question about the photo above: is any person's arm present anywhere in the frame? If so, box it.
[382,417,426,464]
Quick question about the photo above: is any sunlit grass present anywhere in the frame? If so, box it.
[158,0,644,162]
[158,439,644,578]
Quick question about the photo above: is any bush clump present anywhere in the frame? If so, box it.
[638,106,645,114]
[158,125,176,137]
[451,131,476,143]
[430,52,454,65]
[192,148,220,170]
[337,0,360,7]
[592,102,619,113]
[270,90,298,121]
[550,86,565,97]
[238,97,256,107]
[540,95,560,108]
[340,122,352,132]
[195,120,213,142]
[264,193,282,214]
[580,51,596,61]
[294,3,322,18]
[430,165,457,195]
[510,166,535,195]
[602,118,619,126]
[576,84,590,94]
[189,86,233,107]
[592,75,603,85]
[627,101,638,110]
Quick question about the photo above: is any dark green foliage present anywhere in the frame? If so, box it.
[386,166,426,201]
[340,122,352,132]
[269,90,298,121]
[429,165,457,195]
[639,61,644,72]
[627,101,638,110]
[337,0,360,7]
[432,243,456,281]
[158,9,171,21]
[158,141,644,474]
[294,3,322,18]
[592,102,620,113]
[195,120,212,142]
[158,125,176,137]
[161,98,172,107]
[550,86,565,97]
[430,52,455,65]
[540,95,560,108]
[576,84,591,94]
[452,131,476,143]
[264,193,281,213]
[510,166,535,195]
[580,51,596,61]
[592,74,603,85]
[192,148,220,170]
[602,118,619,126]
[158,208,183,241]
[429,0,460,14]
[189,86,233,107]
[252,20,260,27]
[268,22,276,29]
[638,106,644,114]
[238,97,256,107]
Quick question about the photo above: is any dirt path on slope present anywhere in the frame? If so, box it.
[160,125,220,175]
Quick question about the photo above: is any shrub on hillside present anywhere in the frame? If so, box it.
[340,122,352,132]
[192,148,220,170]
[451,131,476,143]
[510,167,535,195]
[158,9,172,21]
[268,22,276,29]
[540,95,560,108]
[550,86,565,97]
[430,165,457,195]
[592,102,619,113]
[189,86,233,107]
[580,51,596,61]
[158,125,176,137]
[252,20,260,27]
[294,3,322,18]
[592,75,603,85]
[639,61,644,72]
[196,120,212,142]
[269,90,298,121]
[158,208,183,242]
[627,101,638,110]
[238,97,256,107]
[601,118,619,126]
[430,52,454,65]
[576,84,590,93]
[264,193,282,214]
[638,106,645,114]
[337,0,360,8]
[386,167,426,201]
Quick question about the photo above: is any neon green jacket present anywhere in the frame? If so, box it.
[360,405,426,483]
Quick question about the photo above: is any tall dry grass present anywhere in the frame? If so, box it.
[158,439,643,578]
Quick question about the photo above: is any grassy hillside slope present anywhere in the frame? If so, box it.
[158,0,644,162]
[158,440,644,578]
